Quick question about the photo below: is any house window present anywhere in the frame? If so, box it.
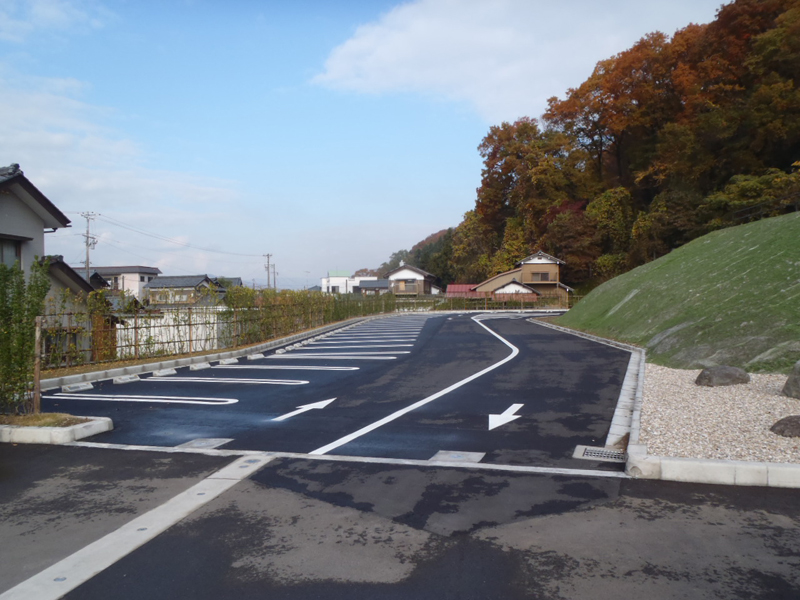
[112,276,119,289]
[532,272,550,282]
[140,275,145,282]
[331,286,339,293]
[0,238,21,268]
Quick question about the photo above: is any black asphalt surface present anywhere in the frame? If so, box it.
[42,314,631,468]
[0,444,233,592]
[47,456,800,600]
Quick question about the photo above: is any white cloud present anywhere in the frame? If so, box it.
[0,68,258,279]
[314,0,723,123]
[0,0,110,42]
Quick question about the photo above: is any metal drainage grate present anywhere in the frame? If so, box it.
[572,445,627,463]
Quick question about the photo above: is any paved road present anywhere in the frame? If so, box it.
[2,445,799,600]
[42,314,631,469]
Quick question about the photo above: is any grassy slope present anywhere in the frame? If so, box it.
[556,212,800,373]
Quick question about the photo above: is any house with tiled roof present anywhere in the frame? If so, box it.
[472,251,573,303]
[144,275,218,306]
[384,263,437,296]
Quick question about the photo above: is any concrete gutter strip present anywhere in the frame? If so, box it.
[529,318,642,353]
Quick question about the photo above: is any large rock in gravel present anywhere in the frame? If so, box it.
[782,361,800,399]
[695,365,750,387]
[771,415,800,437]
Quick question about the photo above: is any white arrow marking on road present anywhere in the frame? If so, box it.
[272,398,336,422]
[488,403,524,430]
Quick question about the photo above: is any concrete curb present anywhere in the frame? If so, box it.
[532,319,800,488]
[40,315,387,392]
[0,417,113,445]
[626,445,800,488]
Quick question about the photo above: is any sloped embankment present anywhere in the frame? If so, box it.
[556,213,800,373]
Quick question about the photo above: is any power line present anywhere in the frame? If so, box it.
[95,214,264,257]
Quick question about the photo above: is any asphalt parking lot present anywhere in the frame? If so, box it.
[3,445,800,600]
[4,313,800,599]
[42,313,632,469]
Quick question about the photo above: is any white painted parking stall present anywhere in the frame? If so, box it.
[42,313,632,474]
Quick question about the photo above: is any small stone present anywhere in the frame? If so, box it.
[695,366,750,387]
[781,361,800,399]
[770,415,800,438]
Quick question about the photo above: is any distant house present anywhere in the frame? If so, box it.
[320,270,378,294]
[359,279,390,296]
[385,263,437,296]
[144,275,218,306]
[472,251,573,303]
[85,266,162,300]
[45,256,95,300]
[0,163,70,274]
[216,276,243,288]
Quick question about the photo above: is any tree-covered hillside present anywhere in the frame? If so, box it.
[378,0,800,290]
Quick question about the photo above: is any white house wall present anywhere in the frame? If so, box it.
[321,275,377,293]
[495,282,534,294]
[0,192,46,274]
[520,256,557,264]
[387,267,425,281]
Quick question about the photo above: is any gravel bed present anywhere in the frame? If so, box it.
[640,364,800,463]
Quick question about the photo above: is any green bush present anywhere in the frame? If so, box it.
[0,260,50,414]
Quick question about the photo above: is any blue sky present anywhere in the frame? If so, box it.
[1,0,723,289]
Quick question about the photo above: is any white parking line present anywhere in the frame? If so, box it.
[303,344,413,349]
[45,393,239,405]
[142,377,309,385]
[348,328,422,333]
[319,335,418,339]
[309,339,416,343]
[0,456,272,600]
[268,355,397,360]
[282,351,410,355]
[310,316,519,456]
[215,365,360,371]
[322,332,418,336]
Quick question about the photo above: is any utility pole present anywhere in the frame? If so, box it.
[271,264,277,290]
[80,212,98,281]
[264,254,272,289]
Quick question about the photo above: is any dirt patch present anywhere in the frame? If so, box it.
[0,413,89,427]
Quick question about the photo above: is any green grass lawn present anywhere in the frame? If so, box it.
[556,212,800,373]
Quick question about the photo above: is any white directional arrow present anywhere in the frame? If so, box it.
[272,398,336,422]
[488,403,524,430]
